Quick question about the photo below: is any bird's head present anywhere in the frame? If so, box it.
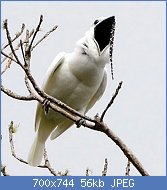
[76,16,115,65]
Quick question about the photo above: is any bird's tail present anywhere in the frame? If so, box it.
[27,134,45,167]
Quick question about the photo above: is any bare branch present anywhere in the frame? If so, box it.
[20,40,26,65]
[28,15,43,52]
[8,121,68,176]
[1,29,34,64]
[24,76,33,94]
[85,122,149,176]
[3,20,24,69]
[102,158,108,176]
[32,25,58,50]
[9,121,29,165]
[2,23,25,50]
[125,159,131,176]
[100,81,123,122]
[1,51,18,64]
[86,168,92,176]
[1,53,13,75]
[43,148,57,176]
[1,164,10,176]
[1,84,36,101]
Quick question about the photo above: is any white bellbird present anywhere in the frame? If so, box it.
[28,16,115,166]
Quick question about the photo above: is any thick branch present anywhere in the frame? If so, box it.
[85,121,149,176]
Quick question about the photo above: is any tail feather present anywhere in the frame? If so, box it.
[50,119,73,140]
[28,135,45,167]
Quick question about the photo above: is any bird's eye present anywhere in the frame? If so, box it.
[94,19,99,25]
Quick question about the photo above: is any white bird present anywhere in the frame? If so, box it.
[28,16,115,166]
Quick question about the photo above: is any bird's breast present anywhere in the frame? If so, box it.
[43,53,104,112]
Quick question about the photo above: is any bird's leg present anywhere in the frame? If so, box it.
[42,99,51,114]
[76,118,86,128]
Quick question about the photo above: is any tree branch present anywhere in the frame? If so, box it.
[2,22,25,50]
[43,148,57,176]
[31,25,58,50]
[8,121,69,176]
[1,51,18,64]
[1,85,36,101]
[85,121,149,176]
[125,159,131,176]
[28,15,43,52]
[2,29,34,63]
[1,164,10,176]
[100,81,123,122]
[102,158,108,176]
[3,20,23,69]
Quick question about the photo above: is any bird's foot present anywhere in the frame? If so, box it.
[76,118,86,128]
[42,99,51,114]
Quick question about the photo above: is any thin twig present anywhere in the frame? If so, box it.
[86,168,89,176]
[3,19,24,69]
[8,121,64,175]
[1,29,34,64]
[86,168,92,176]
[1,51,18,64]
[102,158,108,176]
[100,81,123,122]
[24,30,31,67]
[43,148,57,176]
[2,23,25,50]
[9,121,29,165]
[28,15,43,52]
[1,164,10,176]
[1,53,13,75]
[1,85,36,101]
[125,159,131,176]
[20,40,26,65]
[32,25,58,50]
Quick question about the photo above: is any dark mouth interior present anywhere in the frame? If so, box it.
[94,17,115,52]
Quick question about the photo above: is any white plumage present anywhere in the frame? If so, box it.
[28,16,115,166]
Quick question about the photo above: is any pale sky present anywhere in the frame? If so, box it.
[1,1,166,176]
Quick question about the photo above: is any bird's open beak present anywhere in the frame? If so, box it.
[94,16,115,53]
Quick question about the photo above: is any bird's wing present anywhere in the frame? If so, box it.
[42,52,66,88]
[35,52,66,132]
[84,70,107,114]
